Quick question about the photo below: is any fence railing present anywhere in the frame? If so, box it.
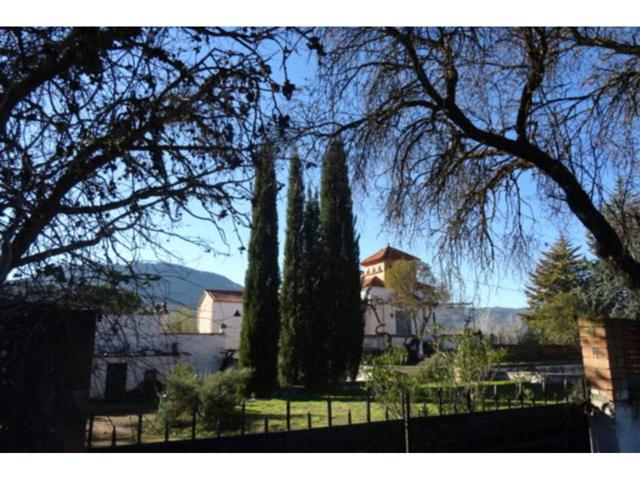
[86,377,588,449]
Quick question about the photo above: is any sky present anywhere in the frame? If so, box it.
[132,31,598,310]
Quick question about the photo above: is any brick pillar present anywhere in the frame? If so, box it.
[578,318,640,452]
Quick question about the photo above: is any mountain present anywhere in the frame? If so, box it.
[434,305,527,341]
[473,307,528,339]
[122,261,242,308]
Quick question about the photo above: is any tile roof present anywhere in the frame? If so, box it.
[205,289,244,303]
[360,245,419,266]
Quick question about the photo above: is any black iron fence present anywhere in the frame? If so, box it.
[87,377,588,450]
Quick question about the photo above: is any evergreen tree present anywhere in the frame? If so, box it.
[523,235,587,345]
[278,152,305,386]
[299,189,325,389]
[581,180,640,319]
[319,139,363,384]
[239,144,280,395]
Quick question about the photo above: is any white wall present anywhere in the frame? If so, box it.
[91,314,226,399]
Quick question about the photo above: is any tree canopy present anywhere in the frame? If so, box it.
[305,27,640,295]
[0,27,295,287]
[523,236,586,345]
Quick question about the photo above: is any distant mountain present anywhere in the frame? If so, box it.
[474,307,528,339]
[434,305,527,340]
[121,261,242,308]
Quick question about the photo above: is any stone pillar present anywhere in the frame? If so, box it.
[578,317,640,452]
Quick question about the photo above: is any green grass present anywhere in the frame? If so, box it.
[87,380,584,447]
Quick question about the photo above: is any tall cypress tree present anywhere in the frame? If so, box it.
[319,139,363,384]
[300,189,325,389]
[239,143,280,395]
[278,151,305,386]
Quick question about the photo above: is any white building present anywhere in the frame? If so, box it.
[195,289,243,351]
[91,312,225,400]
[360,245,423,353]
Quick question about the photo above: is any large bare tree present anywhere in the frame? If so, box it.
[0,27,297,287]
[303,27,640,294]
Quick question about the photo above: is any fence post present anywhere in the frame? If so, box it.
[264,417,269,434]
[438,388,443,416]
[507,398,512,410]
[164,421,169,443]
[327,398,332,428]
[87,413,94,450]
[286,400,291,432]
[308,411,312,430]
[111,425,116,447]
[348,410,352,425]
[563,378,568,402]
[241,401,246,436]
[481,397,486,412]
[385,407,389,421]
[494,387,499,410]
[422,403,427,417]
[542,381,547,405]
[137,411,143,444]
[520,390,525,409]
[466,390,473,413]
[403,389,411,453]
[366,394,371,423]
[191,408,197,441]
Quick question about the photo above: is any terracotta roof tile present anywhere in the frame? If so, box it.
[205,289,244,303]
[360,245,419,266]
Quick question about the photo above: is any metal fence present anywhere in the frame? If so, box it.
[86,377,588,450]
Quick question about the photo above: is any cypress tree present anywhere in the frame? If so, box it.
[239,143,280,396]
[300,189,325,389]
[319,139,363,384]
[278,152,305,386]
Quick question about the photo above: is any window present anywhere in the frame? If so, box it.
[395,311,412,336]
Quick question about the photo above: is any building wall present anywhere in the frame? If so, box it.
[196,294,214,333]
[91,314,226,400]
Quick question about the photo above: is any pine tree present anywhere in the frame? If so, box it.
[524,235,586,309]
[523,235,587,345]
[299,189,325,389]
[239,144,280,395]
[278,152,305,386]
[319,139,363,384]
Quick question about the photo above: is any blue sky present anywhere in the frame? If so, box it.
[135,35,598,309]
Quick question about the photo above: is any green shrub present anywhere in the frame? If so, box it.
[365,347,418,418]
[156,363,251,430]
[199,368,251,429]
[156,363,200,426]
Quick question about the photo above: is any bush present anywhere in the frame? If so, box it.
[156,363,251,429]
[365,347,418,418]
[156,363,200,426]
[199,368,251,429]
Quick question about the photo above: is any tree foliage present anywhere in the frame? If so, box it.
[239,144,280,396]
[0,27,295,288]
[278,152,305,386]
[319,139,363,384]
[306,27,640,295]
[523,236,586,345]
[385,259,450,358]
[299,189,325,389]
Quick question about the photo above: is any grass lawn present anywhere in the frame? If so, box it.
[87,380,583,447]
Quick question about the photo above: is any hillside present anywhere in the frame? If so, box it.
[122,261,242,308]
